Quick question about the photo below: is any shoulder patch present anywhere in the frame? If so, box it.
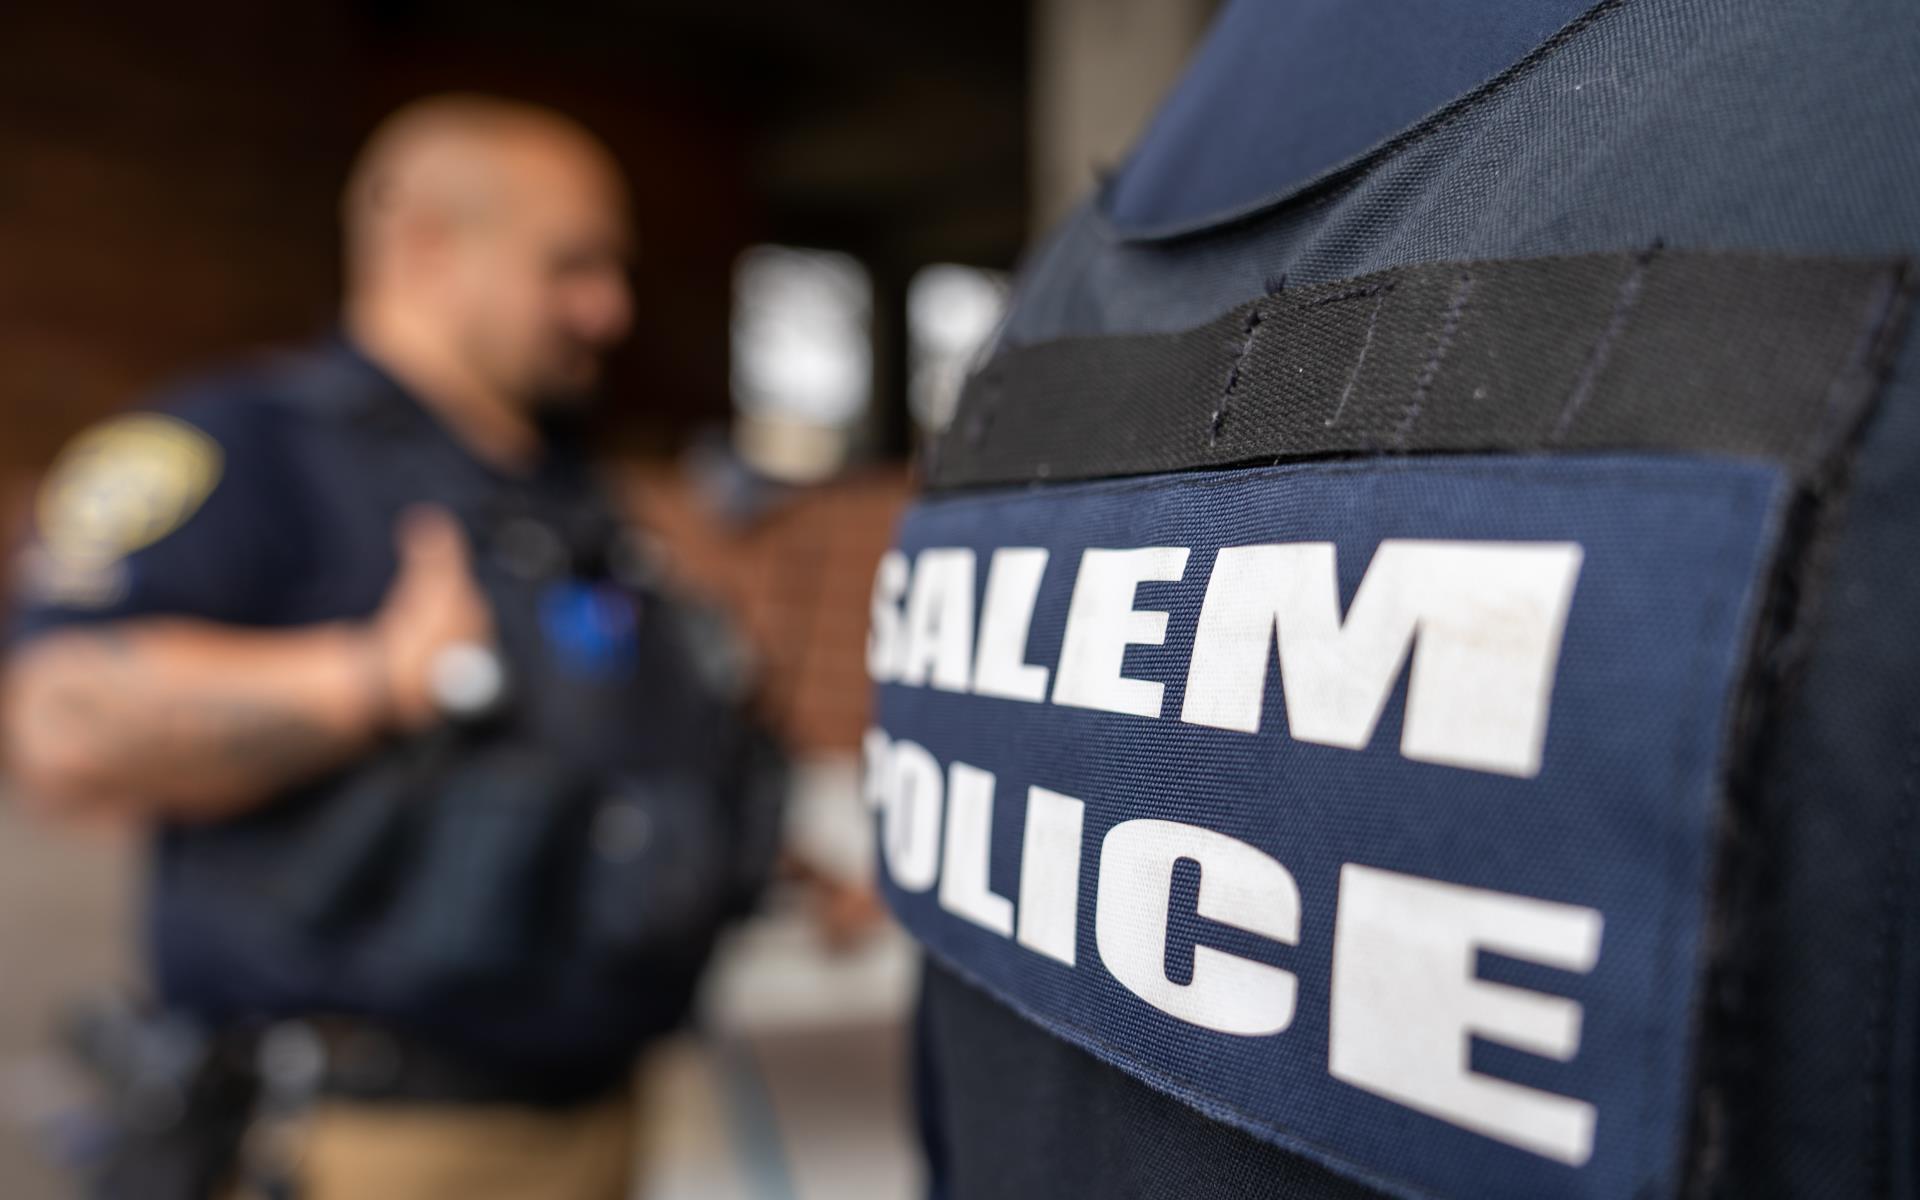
[37,413,224,567]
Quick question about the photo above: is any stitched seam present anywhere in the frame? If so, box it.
[1326,290,1388,429]
[1553,241,1660,441]
[910,452,1768,515]
[1816,263,1908,455]
[1395,269,1474,446]
[1208,302,1266,445]
[1301,280,1394,310]
[1637,491,1781,1200]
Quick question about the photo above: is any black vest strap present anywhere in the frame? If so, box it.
[930,251,1913,489]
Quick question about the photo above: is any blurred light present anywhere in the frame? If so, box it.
[731,246,872,482]
[909,263,1009,435]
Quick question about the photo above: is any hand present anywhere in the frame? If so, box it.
[780,852,892,953]
[367,506,495,732]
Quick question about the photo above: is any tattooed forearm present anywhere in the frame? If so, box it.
[78,693,346,780]
[4,619,386,821]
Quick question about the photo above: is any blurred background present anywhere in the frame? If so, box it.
[0,1,1218,1195]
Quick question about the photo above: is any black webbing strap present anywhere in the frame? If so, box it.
[929,251,1913,490]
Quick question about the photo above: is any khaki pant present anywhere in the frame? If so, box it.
[242,1089,636,1200]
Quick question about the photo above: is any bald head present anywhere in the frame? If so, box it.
[343,95,634,410]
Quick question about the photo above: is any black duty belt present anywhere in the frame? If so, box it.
[251,1019,623,1109]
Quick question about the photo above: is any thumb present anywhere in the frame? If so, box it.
[392,505,471,579]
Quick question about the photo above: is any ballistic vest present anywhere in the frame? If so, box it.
[117,345,781,1100]
[873,1,1920,1196]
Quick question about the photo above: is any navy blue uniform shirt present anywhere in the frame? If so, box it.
[12,338,734,1091]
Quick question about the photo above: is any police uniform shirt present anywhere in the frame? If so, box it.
[11,338,741,1097]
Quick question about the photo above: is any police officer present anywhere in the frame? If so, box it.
[875,1,1920,1198]
[4,95,774,1199]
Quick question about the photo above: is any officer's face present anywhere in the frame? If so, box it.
[453,142,634,409]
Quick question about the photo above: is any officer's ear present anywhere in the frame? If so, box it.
[345,185,471,293]
[393,202,453,265]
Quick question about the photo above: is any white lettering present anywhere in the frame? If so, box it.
[1329,864,1602,1165]
[1181,541,1582,777]
[898,548,977,692]
[972,548,1052,703]
[880,738,944,892]
[939,761,1015,936]
[1096,818,1300,1036]
[1052,547,1189,718]
[1016,786,1085,966]
[866,550,909,683]
[866,739,1617,1166]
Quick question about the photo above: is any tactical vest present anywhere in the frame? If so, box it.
[874,2,1920,1197]
[151,350,782,1098]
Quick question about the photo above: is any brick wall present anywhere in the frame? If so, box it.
[0,4,907,762]
[0,2,754,470]
[626,465,910,757]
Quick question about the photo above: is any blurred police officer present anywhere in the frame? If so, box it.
[876,1,1920,1198]
[3,95,775,1199]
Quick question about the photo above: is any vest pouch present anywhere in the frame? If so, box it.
[354,739,593,996]
[574,772,726,969]
[161,734,598,1014]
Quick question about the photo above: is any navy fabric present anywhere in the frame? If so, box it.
[14,343,491,640]
[919,960,1382,1200]
[1107,0,1600,239]
[8,384,319,641]
[1010,0,1920,347]
[874,455,1784,1200]
[9,340,748,1088]
[1712,328,1920,1199]
[924,0,1920,1192]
